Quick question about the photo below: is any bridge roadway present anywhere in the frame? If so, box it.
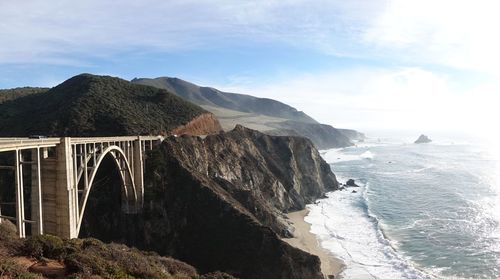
[0,136,162,238]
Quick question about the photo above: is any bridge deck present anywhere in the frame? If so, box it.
[0,136,161,152]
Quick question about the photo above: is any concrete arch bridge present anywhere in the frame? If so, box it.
[0,136,162,238]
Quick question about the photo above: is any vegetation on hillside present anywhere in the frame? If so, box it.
[0,221,236,279]
[0,87,48,104]
[132,77,318,124]
[0,74,207,136]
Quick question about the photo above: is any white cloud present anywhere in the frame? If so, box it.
[0,0,376,64]
[1,0,499,138]
[363,0,500,75]
[217,66,499,138]
[2,0,500,75]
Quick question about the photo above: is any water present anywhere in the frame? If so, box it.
[307,139,500,278]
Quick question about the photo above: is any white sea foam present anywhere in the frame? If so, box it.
[320,148,376,164]
[305,185,434,279]
[360,150,375,160]
[320,148,362,164]
[314,140,500,278]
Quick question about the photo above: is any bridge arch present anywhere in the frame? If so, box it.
[76,145,137,235]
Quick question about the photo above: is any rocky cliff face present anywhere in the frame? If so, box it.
[171,113,223,136]
[137,125,338,279]
[268,121,354,149]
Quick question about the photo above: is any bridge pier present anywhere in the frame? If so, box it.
[31,148,44,235]
[55,138,79,238]
[15,149,25,237]
[133,137,144,207]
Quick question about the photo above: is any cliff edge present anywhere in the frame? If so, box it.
[137,125,338,279]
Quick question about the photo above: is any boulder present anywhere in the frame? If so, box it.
[346,179,359,187]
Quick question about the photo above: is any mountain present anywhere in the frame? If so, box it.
[266,121,353,149]
[131,77,363,148]
[0,74,222,137]
[132,77,317,124]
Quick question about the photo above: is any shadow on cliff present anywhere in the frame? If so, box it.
[134,126,337,279]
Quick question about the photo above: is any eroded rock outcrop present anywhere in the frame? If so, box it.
[138,125,338,279]
[171,113,223,136]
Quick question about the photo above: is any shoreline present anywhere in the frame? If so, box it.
[283,209,345,278]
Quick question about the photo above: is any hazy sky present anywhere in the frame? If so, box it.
[1,0,498,137]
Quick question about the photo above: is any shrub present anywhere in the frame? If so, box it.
[23,234,65,260]
[0,220,23,252]
[0,258,42,279]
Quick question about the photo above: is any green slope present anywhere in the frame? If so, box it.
[0,87,49,104]
[132,76,364,148]
[0,74,207,137]
[132,77,318,124]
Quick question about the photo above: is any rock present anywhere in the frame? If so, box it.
[138,125,336,279]
[352,190,357,193]
[414,134,432,144]
[346,179,359,187]
[170,113,222,136]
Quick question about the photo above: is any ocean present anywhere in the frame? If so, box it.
[307,137,500,278]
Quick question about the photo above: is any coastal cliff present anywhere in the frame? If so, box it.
[136,125,338,279]
[267,121,354,149]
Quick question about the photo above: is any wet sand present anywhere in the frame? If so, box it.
[283,209,345,278]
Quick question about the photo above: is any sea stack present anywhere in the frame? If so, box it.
[414,134,432,144]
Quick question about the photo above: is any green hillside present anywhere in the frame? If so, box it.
[0,87,48,104]
[132,76,364,148]
[0,74,207,137]
[132,77,318,124]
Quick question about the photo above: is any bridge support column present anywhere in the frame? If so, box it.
[55,138,78,238]
[133,137,144,207]
[31,148,43,235]
[15,149,26,238]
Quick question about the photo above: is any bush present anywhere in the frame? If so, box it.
[0,258,42,279]
[23,234,65,260]
[0,220,23,252]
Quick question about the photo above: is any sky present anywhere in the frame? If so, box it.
[1,0,499,139]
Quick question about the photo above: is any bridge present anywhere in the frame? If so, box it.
[0,136,162,239]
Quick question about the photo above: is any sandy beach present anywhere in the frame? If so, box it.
[283,209,345,278]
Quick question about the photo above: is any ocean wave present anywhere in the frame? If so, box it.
[305,182,435,279]
[320,148,376,164]
[320,141,500,278]
[360,151,375,160]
